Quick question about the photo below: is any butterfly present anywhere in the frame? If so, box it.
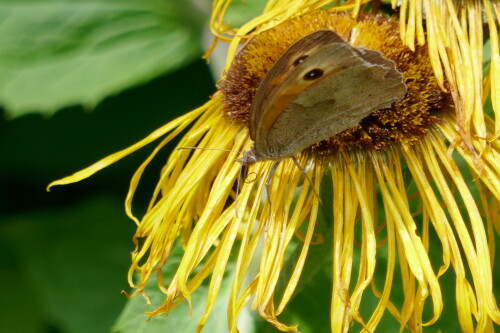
[237,29,407,165]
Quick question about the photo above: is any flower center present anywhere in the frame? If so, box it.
[221,11,452,155]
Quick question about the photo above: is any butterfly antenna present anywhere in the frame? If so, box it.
[291,156,322,205]
[177,147,242,153]
[264,162,280,206]
[234,166,243,219]
[177,146,245,218]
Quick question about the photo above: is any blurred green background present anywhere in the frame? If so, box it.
[0,1,279,332]
[0,1,238,332]
[1,1,497,333]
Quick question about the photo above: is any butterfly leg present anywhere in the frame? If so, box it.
[291,156,322,205]
[233,166,243,219]
[264,161,281,206]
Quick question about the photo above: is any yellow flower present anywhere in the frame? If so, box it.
[49,0,500,332]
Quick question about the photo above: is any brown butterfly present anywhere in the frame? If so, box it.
[238,29,407,165]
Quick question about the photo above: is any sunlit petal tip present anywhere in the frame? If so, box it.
[52,0,500,332]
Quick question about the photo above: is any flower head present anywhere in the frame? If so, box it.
[49,0,500,332]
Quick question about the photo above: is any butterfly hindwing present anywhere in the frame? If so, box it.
[250,30,406,159]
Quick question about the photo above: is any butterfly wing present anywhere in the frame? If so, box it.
[249,30,344,140]
[250,30,406,160]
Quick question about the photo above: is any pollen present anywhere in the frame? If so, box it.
[220,11,453,153]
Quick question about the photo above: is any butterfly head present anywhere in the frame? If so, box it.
[237,146,259,165]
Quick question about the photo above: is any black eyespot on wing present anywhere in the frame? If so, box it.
[303,69,324,80]
[293,55,308,66]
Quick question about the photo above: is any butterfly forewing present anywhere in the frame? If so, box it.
[249,30,345,140]
[250,31,406,160]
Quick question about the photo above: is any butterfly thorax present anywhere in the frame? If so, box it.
[237,146,262,165]
[237,146,287,165]
[237,30,407,166]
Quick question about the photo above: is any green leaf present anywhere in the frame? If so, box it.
[0,194,136,333]
[272,173,334,333]
[0,0,203,118]
[252,173,336,333]
[223,0,267,28]
[113,250,252,333]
